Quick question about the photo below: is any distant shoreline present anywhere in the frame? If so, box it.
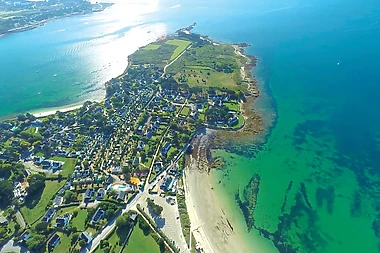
[0,3,113,38]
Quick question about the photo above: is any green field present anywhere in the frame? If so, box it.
[123,223,160,253]
[21,180,65,224]
[71,209,88,231]
[50,156,76,177]
[143,44,161,50]
[224,102,240,112]
[165,39,191,61]
[180,106,191,116]
[95,228,123,253]
[53,232,71,253]
[174,66,240,91]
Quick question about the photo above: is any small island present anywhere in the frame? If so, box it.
[0,26,260,253]
[0,0,112,36]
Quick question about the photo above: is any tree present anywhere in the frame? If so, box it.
[138,217,150,235]
[26,234,45,252]
[79,239,87,248]
[27,174,45,195]
[71,232,80,245]
[0,180,13,206]
[35,222,48,234]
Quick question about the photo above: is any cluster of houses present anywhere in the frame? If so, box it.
[33,156,64,171]
[13,181,27,202]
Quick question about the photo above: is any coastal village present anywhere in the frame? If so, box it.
[0,26,256,253]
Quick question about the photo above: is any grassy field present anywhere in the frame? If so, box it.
[50,156,76,177]
[53,232,71,253]
[180,106,191,116]
[21,180,65,225]
[165,39,191,61]
[123,223,160,253]
[224,102,240,112]
[174,66,240,91]
[143,44,161,50]
[95,228,123,253]
[167,43,247,93]
[231,114,245,129]
[71,208,88,231]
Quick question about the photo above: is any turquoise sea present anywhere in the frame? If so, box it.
[2,0,380,252]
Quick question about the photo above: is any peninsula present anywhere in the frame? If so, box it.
[0,0,112,36]
[0,25,260,253]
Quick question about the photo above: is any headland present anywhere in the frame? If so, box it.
[0,25,263,253]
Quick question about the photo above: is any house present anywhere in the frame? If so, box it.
[91,208,105,224]
[96,188,106,200]
[0,216,8,225]
[134,170,148,178]
[42,208,56,223]
[137,141,145,151]
[228,116,238,126]
[117,191,127,202]
[169,164,179,175]
[56,213,71,228]
[137,125,144,135]
[111,166,122,174]
[84,188,95,200]
[48,233,60,248]
[130,213,138,222]
[132,156,140,167]
[160,176,174,192]
[20,231,31,242]
[53,196,64,208]
[80,231,93,244]
[33,156,44,165]
[161,142,171,156]
[52,161,63,170]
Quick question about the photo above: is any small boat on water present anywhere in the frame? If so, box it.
[53,74,58,77]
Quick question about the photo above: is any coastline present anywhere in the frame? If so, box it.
[184,129,254,253]
[31,104,83,118]
[0,3,113,38]
[182,39,276,252]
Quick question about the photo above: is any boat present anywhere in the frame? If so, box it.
[53,74,57,77]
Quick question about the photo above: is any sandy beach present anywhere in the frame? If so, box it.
[32,104,83,118]
[184,129,253,253]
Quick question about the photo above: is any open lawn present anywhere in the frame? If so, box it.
[123,223,160,253]
[53,232,72,253]
[71,208,88,231]
[50,156,76,177]
[143,44,161,50]
[224,102,240,112]
[21,180,65,225]
[165,39,191,61]
[174,66,240,92]
[180,106,190,116]
[95,228,123,253]
[231,114,245,129]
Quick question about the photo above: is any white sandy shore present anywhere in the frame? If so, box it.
[32,104,83,118]
[184,129,252,253]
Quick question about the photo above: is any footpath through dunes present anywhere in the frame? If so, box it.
[183,129,253,253]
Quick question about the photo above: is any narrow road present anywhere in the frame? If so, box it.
[162,45,192,77]
[81,192,142,253]
[15,211,26,229]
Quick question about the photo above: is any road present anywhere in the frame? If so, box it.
[81,192,142,253]
[0,238,30,253]
[15,211,26,230]
[162,45,192,77]
[83,42,192,253]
